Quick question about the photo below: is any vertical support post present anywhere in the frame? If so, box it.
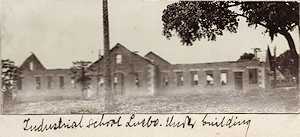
[103,0,116,111]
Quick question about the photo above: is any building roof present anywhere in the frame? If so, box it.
[89,43,153,69]
[19,53,46,70]
[144,51,171,65]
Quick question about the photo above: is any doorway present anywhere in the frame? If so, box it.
[114,73,124,95]
[234,72,243,91]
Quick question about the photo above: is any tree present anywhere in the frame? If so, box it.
[2,59,21,103]
[238,53,254,61]
[162,1,299,88]
[277,50,297,81]
[70,61,93,103]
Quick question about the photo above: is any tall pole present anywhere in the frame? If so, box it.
[103,0,115,111]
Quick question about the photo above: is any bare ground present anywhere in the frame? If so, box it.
[3,88,299,114]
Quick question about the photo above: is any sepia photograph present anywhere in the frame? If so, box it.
[1,0,299,114]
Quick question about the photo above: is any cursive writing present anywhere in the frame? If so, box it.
[166,115,196,128]
[23,116,83,132]
[125,114,159,127]
[86,114,122,128]
[201,114,251,137]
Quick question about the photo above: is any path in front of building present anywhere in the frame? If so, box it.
[3,88,298,114]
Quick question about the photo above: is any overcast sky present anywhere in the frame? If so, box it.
[1,0,299,69]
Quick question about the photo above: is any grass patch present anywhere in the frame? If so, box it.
[3,88,299,114]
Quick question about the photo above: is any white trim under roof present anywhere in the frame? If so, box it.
[218,67,230,70]
[203,68,214,71]
[232,69,245,72]
[173,69,183,72]
[189,68,200,71]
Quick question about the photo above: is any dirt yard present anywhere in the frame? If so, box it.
[3,88,299,114]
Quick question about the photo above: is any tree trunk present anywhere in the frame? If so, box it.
[279,30,299,89]
[103,0,117,112]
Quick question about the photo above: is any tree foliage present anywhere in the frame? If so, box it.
[162,1,299,87]
[162,1,298,45]
[238,53,254,61]
[70,61,93,101]
[2,59,21,102]
[240,2,299,41]
[276,50,297,79]
[162,1,239,45]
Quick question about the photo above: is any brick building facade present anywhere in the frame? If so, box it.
[16,43,272,97]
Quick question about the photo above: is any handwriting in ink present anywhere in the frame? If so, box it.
[201,114,251,137]
[166,115,196,128]
[23,116,83,132]
[86,114,122,128]
[125,114,159,127]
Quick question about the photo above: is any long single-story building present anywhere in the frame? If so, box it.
[16,43,273,96]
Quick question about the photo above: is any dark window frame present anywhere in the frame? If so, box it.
[59,76,64,89]
[47,76,53,89]
[35,77,41,90]
[249,69,258,84]
[115,54,122,64]
[176,72,183,86]
[220,70,228,85]
[190,71,198,85]
[206,71,214,86]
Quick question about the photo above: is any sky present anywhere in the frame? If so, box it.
[1,0,299,69]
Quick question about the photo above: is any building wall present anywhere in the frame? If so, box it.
[88,44,156,96]
[156,60,269,94]
[17,45,271,97]
[20,69,76,92]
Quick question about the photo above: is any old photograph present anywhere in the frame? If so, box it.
[1,1,299,114]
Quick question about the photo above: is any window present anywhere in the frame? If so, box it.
[59,76,64,89]
[206,71,214,86]
[190,71,198,85]
[35,77,41,89]
[114,76,118,89]
[29,62,33,70]
[71,78,76,88]
[135,73,139,88]
[220,71,228,85]
[47,76,53,89]
[115,54,122,64]
[164,75,169,86]
[17,77,22,90]
[98,77,104,87]
[176,72,183,86]
[249,69,258,84]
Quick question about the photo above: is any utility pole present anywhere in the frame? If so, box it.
[273,45,276,88]
[103,0,116,111]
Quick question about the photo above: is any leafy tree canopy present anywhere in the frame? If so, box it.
[2,59,21,92]
[276,50,297,78]
[162,1,299,87]
[238,53,254,61]
[70,61,93,92]
[162,1,299,45]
